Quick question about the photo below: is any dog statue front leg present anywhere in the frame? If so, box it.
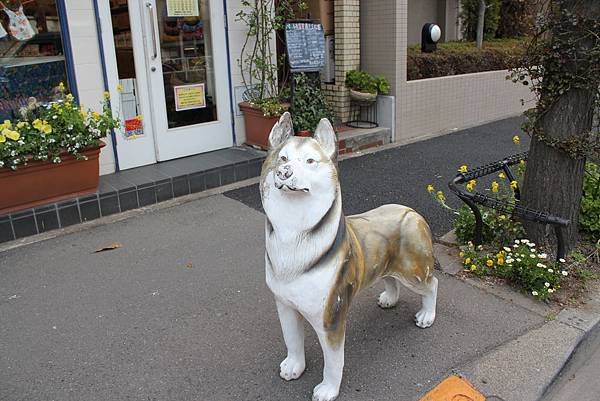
[313,329,345,401]
[276,300,306,381]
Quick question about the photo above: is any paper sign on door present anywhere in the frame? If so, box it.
[166,0,199,17]
[174,83,206,111]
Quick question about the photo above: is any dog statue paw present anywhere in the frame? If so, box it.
[260,112,438,400]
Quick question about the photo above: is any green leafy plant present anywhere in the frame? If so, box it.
[580,162,600,236]
[453,205,525,247]
[344,70,390,95]
[0,84,119,170]
[236,0,305,115]
[290,73,334,133]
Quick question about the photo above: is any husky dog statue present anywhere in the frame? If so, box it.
[260,112,438,401]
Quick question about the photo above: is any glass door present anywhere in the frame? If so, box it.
[142,0,232,161]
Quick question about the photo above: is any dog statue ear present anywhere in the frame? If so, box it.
[314,118,336,160]
[268,112,293,149]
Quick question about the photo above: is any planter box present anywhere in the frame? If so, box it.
[0,142,105,215]
[240,102,287,150]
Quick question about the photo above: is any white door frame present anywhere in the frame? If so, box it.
[96,0,158,170]
[97,0,233,168]
[139,0,233,161]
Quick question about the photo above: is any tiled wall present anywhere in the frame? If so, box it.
[323,0,360,123]
[65,0,116,175]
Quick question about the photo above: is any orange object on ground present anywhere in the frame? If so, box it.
[419,375,486,401]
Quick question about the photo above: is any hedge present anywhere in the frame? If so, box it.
[407,38,526,81]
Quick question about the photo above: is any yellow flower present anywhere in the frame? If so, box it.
[52,103,60,110]
[66,93,74,102]
[513,135,520,145]
[498,172,506,179]
[464,257,472,265]
[437,191,445,201]
[41,124,52,134]
[2,129,20,141]
[486,259,494,267]
[92,112,101,120]
[470,265,477,271]
[458,165,468,173]
[135,114,143,121]
[427,184,434,193]
[497,257,505,266]
[3,120,11,129]
[459,251,465,258]
[466,180,476,192]
[16,121,28,129]
[510,180,518,190]
[520,159,525,166]
[58,82,65,91]
[103,91,110,99]
[491,181,499,193]
[0,134,5,143]
[117,84,124,93]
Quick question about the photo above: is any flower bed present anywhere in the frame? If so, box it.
[407,38,526,81]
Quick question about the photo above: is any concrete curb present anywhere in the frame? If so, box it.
[432,231,600,401]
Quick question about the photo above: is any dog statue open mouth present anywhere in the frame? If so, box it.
[260,112,438,401]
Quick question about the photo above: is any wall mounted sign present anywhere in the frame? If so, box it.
[174,83,206,111]
[166,0,199,17]
[285,22,325,72]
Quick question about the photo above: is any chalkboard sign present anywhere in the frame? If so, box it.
[285,22,325,72]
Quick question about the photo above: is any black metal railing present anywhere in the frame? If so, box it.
[447,151,570,260]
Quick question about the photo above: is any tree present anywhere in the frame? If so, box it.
[476,0,486,48]
[513,0,600,253]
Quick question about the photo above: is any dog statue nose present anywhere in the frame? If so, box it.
[276,164,293,180]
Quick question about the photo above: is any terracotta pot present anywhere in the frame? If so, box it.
[296,130,312,137]
[0,142,105,215]
[239,101,289,150]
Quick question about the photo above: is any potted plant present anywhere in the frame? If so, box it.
[0,84,120,214]
[291,72,334,136]
[344,70,390,103]
[236,0,303,149]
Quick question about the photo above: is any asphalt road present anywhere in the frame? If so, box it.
[226,116,529,237]
[1,117,544,401]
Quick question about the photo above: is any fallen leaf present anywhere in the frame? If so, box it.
[185,262,193,269]
[94,242,123,253]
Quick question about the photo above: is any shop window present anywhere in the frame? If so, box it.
[0,0,69,120]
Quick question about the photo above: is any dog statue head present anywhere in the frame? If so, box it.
[260,112,340,234]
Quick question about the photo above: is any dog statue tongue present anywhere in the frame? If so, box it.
[260,112,438,401]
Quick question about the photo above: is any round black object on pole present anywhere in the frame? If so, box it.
[421,23,441,53]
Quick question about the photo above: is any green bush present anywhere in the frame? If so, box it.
[454,205,525,247]
[407,38,525,80]
[580,162,600,237]
[460,0,502,41]
[344,70,390,95]
[290,73,334,133]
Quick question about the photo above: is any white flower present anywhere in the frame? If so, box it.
[521,239,529,244]
[506,258,514,264]
[544,282,550,288]
[559,258,566,263]
[477,245,483,250]
[528,243,536,247]
[513,244,519,248]
[503,247,512,252]
[547,269,553,273]
[516,258,522,262]
[515,239,521,244]
[532,291,538,296]
[536,263,546,268]
[530,254,536,258]
[548,288,554,293]
[52,115,58,119]
[538,253,547,259]
[562,271,568,276]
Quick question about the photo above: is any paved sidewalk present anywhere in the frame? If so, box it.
[1,116,598,401]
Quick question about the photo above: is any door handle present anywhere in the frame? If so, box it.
[146,2,158,60]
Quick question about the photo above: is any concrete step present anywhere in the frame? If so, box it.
[337,126,392,155]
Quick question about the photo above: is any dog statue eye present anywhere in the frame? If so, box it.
[306,158,316,164]
[280,155,288,162]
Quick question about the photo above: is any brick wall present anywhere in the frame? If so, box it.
[323,0,360,123]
